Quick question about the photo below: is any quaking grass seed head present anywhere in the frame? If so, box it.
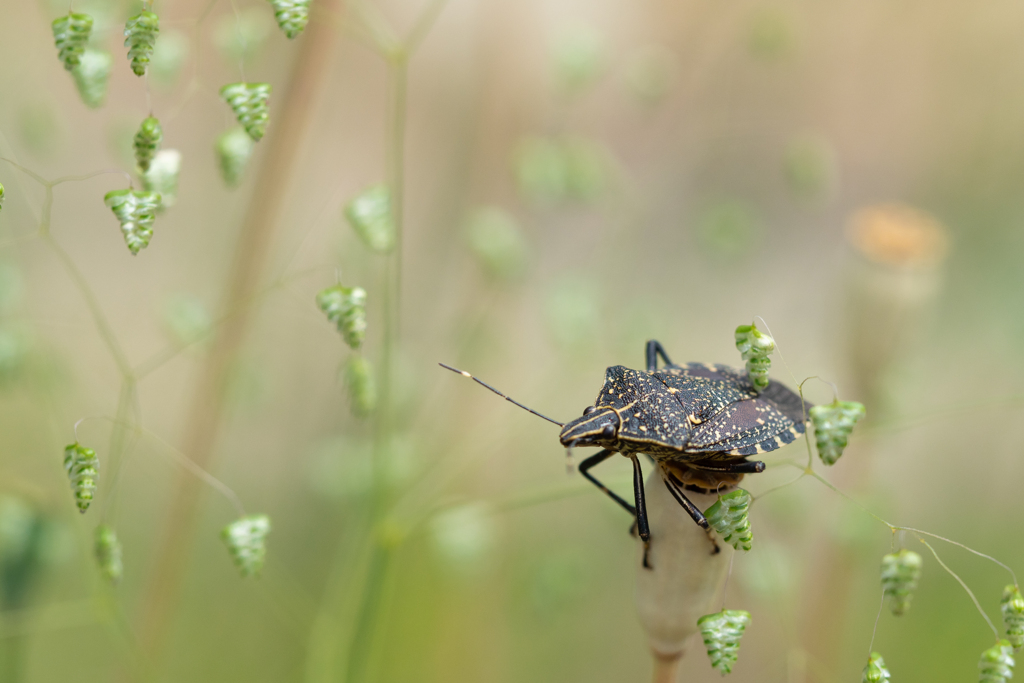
[345,185,395,253]
[124,10,160,76]
[697,609,751,675]
[704,489,753,552]
[979,641,1015,683]
[862,652,891,683]
[94,524,123,585]
[345,355,377,417]
[142,150,181,210]
[221,515,271,577]
[215,127,255,187]
[269,0,311,39]
[63,443,99,513]
[104,189,161,255]
[315,285,367,350]
[52,13,93,71]
[880,549,922,616]
[71,49,113,109]
[220,83,272,141]
[810,399,866,465]
[734,323,774,392]
[133,117,163,173]
[1001,585,1024,650]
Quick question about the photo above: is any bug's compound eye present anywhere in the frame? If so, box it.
[583,406,597,416]
[601,423,615,438]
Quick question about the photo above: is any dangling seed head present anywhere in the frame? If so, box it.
[94,524,123,585]
[698,609,751,675]
[142,150,181,210]
[269,0,311,39]
[980,641,1015,683]
[221,515,271,577]
[104,189,161,255]
[220,83,272,142]
[124,11,160,76]
[880,549,922,616]
[862,652,891,683]
[63,443,99,513]
[1001,585,1024,650]
[810,399,866,466]
[345,185,395,253]
[52,13,93,71]
[71,48,113,108]
[315,285,367,350]
[215,127,255,188]
[344,355,376,417]
[133,117,163,173]
[734,323,774,392]
[704,489,753,552]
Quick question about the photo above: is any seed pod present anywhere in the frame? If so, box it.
[862,652,891,683]
[269,0,311,39]
[124,11,160,76]
[345,185,395,253]
[133,117,162,173]
[220,83,272,142]
[315,285,367,350]
[215,127,254,188]
[221,515,271,577]
[810,399,866,466]
[52,13,93,71]
[104,189,161,255]
[63,443,98,513]
[142,150,181,209]
[697,609,751,675]
[734,323,775,392]
[345,355,376,417]
[704,488,753,552]
[94,524,123,585]
[880,549,922,616]
[71,48,112,108]
[980,641,1015,683]
[1001,585,1024,650]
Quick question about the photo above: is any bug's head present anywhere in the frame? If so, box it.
[559,406,620,447]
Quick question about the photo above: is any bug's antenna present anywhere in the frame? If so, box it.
[439,363,565,427]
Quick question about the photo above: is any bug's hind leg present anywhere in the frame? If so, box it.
[579,449,636,516]
[693,460,766,474]
[663,477,710,530]
[645,340,673,372]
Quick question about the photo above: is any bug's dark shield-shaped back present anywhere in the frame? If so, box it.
[595,366,691,449]
[657,362,809,456]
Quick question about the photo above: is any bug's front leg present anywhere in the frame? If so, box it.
[579,449,637,516]
[629,454,654,569]
[645,340,673,372]
[663,476,710,530]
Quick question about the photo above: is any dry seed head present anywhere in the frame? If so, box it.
[862,652,891,683]
[220,83,272,141]
[810,399,866,465]
[124,11,160,76]
[704,488,753,552]
[880,549,922,616]
[269,0,311,39]
[63,443,98,513]
[345,185,395,253]
[980,641,1015,683]
[221,515,271,577]
[1001,585,1024,650]
[104,189,161,255]
[315,285,367,350]
[94,524,123,585]
[53,13,93,71]
[697,609,751,675]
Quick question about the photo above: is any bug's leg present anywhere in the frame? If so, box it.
[645,340,673,372]
[579,449,636,516]
[663,477,710,529]
[692,460,766,474]
[629,455,653,569]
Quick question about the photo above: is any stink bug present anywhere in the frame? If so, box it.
[441,340,810,566]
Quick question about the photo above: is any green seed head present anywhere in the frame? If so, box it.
[220,82,272,142]
[63,443,99,513]
[810,399,866,466]
[345,185,395,253]
[133,117,163,173]
[221,515,271,577]
[124,11,160,77]
[704,488,753,552]
[53,13,94,71]
[697,609,751,675]
[1001,585,1024,650]
[94,524,123,585]
[862,652,891,683]
[880,549,922,616]
[980,640,1015,683]
[269,0,311,39]
[316,285,367,350]
[734,323,774,393]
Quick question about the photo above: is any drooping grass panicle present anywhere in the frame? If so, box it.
[345,185,395,253]
[316,285,367,350]
[704,489,753,552]
[810,399,866,465]
[220,83,272,142]
[222,515,271,577]
[734,323,775,392]
[862,652,891,683]
[94,524,123,585]
[269,0,311,39]
[53,13,94,71]
[71,48,113,108]
[142,150,181,209]
[215,127,255,187]
[124,10,160,77]
[1002,585,1024,650]
[881,549,922,616]
[104,189,161,255]
[63,442,99,513]
[698,609,751,675]
[980,641,1015,683]
[133,117,163,173]
[345,355,377,417]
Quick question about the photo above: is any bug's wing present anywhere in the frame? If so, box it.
[652,371,753,423]
[684,397,805,456]
[601,366,691,448]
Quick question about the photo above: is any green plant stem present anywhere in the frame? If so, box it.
[138,0,342,660]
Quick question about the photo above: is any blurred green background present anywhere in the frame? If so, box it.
[1,0,1023,681]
